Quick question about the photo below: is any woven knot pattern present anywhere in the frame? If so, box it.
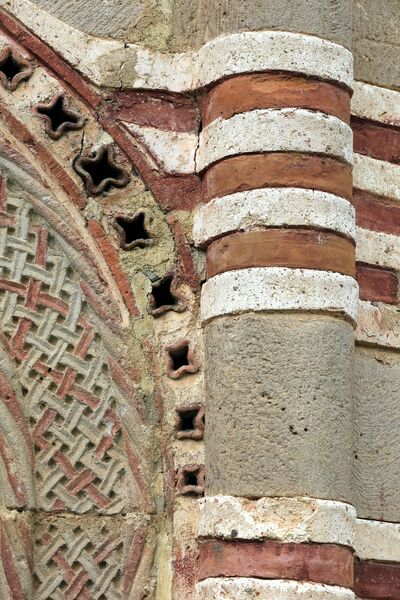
[35,520,123,599]
[0,191,127,514]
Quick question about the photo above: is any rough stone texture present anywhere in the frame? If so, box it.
[201,268,359,324]
[352,0,400,91]
[25,0,353,51]
[197,109,353,172]
[32,0,173,50]
[353,153,400,202]
[354,347,400,522]
[352,82,400,128]
[205,313,354,501]
[356,301,400,349]
[356,227,400,270]
[194,189,355,246]
[171,0,353,50]
[356,517,400,562]
[198,496,356,547]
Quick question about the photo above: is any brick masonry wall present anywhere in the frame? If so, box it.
[0,4,399,600]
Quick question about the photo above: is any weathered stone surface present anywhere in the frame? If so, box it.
[24,0,354,51]
[32,0,172,49]
[354,347,400,522]
[353,0,400,91]
[205,313,354,501]
[172,0,353,50]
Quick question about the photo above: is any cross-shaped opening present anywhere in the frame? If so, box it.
[74,146,130,196]
[114,212,151,249]
[0,51,23,81]
[150,275,176,308]
[79,152,121,187]
[169,343,190,371]
[0,46,33,91]
[36,94,83,138]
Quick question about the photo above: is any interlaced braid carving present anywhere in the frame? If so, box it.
[34,518,123,599]
[0,190,127,514]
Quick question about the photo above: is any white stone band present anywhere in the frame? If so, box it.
[353,153,400,201]
[356,227,400,270]
[356,518,400,562]
[198,496,355,547]
[197,109,353,172]
[123,123,198,174]
[1,3,353,90]
[196,579,355,600]
[194,189,355,246]
[201,268,359,324]
[352,82,400,127]
[194,31,353,90]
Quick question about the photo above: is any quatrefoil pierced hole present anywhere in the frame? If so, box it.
[0,46,34,91]
[175,405,205,440]
[165,339,198,379]
[74,145,130,196]
[176,464,205,496]
[148,274,186,316]
[35,93,85,140]
[113,212,152,250]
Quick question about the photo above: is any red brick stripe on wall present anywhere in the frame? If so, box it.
[355,559,400,599]
[206,229,356,278]
[198,540,354,587]
[202,153,353,202]
[352,117,400,165]
[357,263,399,304]
[201,74,351,126]
[353,190,400,236]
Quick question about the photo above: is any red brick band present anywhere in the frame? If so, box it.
[203,153,353,202]
[352,117,400,165]
[357,263,399,304]
[353,189,400,237]
[206,229,356,279]
[354,559,400,599]
[201,73,351,127]
[198,540,354,587]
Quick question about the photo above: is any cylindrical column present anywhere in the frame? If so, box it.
[194,24,357,600]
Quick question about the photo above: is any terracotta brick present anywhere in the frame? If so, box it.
[206,229,356,278]
[201,73,350,126]
[352,117,400,164]
[355,559,400,599]
[357,263,398,304]
[203,153,353,201]
[353,189,400,236]
[199,540,354,587]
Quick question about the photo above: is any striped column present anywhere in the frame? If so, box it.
[194,32,357,598]
[351,82,400,599]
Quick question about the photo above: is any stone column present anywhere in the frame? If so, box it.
[193,5,357,598]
